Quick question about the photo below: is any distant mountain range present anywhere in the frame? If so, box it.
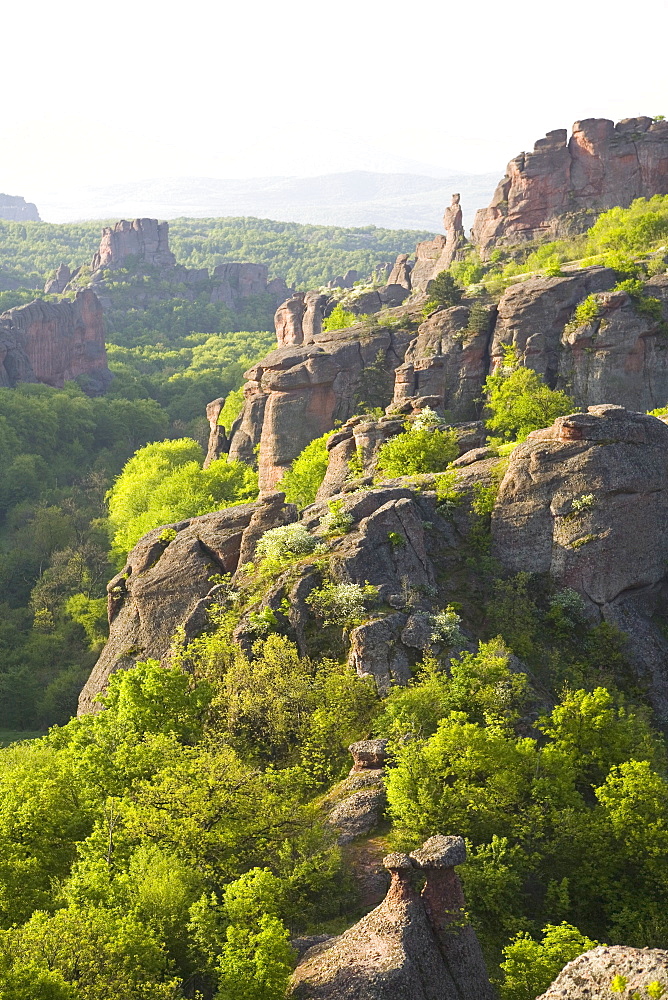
[36,171,499,232]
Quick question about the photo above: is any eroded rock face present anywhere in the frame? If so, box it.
[473,117,668,254]
[394,303,495,420]
[78,499,294,713]
[537,945,668,999]
[289,835,494,1000]
[229,322,415,493]
[492,406,668,718]
[203,397,229,468]
[92,218,176,270]
[0,289,111,393]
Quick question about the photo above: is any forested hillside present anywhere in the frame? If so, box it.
[0,217,434,292]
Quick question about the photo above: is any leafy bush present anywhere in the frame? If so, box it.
[107,438,258,564]
[306,581,379,628]
[573,294,601,326]
[500,923,599,1000]
[277,432,331,508]
[484,362,575,442]
[376,425,459,477]
[322,304,358,332]
[430,606,464,646]
[254,523,318,565]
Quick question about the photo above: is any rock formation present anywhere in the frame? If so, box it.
[492,405,668,720]
[0,289,111,394]
[45,263,79,295]
[91,219,176,270]
[78,497,297,713]
[0,193,40,222]
[228,319,415,493]
[473,117,668,254]
[411,194,466,292]
[537,945,668,999]
[203,397,229,468]
[290,835,494,1000]
[325,740,388,845]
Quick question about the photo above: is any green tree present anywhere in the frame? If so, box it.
[483,357,575,442]
[277,432,330,507]
[500,923,599,1000]
[376,425,459,477]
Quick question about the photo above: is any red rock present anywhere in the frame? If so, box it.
[92,218,176,270]
[473,117,668,253]
[412,194,466,291]
[0,289,111,394]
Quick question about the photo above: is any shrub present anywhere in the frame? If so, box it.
[277,432,330,508]
[319,499,353,535]
[425,270,463,309]
[306,581,379,628]
[484,365,575,442]
[255,524,318,565]
[500,923,599,1000]
[430,606,464,646]
[376,426,459,477]
[573,294,601,326]
[322,304,357,332]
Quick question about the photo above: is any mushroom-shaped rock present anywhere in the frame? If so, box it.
[410,834,466,869]
[289,835,494,1000]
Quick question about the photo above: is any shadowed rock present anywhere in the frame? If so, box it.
[537,945,668,999]
[289,834,494,1000]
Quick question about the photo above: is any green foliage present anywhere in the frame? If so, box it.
[426,270,463,308]
[218,386,246,433]
[277,432,330,508]
[322,304,358,332]
[614,279,664,322]
[107,438,258,563]
[254,523,318,567]
[376,425,459,477]
[306,582,379,629]
[484,361,575,442]
[500,922,599,1000]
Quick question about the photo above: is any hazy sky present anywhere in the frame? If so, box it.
[2,0,666,205]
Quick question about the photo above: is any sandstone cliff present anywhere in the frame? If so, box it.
[0,289,111,394]
[472,117,668,253]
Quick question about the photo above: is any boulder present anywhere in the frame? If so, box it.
[473,117,668,254]
[537,945,668,999]
[492,405,668,719]
[386,254,412,290]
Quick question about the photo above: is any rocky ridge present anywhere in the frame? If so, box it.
[473,117,668,253]
[0,193,40,222]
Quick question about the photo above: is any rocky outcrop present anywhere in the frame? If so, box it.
[290,835,494,1000]
[92,218,176,270]
[0,289,111,394]
[325,740,389,845]
[45,263,80,295]
[210,262,285,308]
[386,255,412,290]
[394,302,496,420]
[538,945,668,999]
[411,194,466,292]
[0,193,40,222]
[473,117,668,254]
[229,320,415,493]
[78,498,296,713]
[203,397,229,468]
[492,405,668,719]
